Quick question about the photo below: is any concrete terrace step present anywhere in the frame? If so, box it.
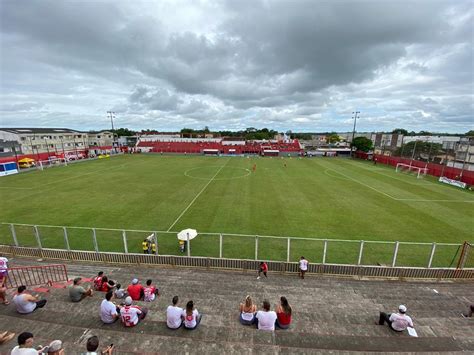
[0,313,466,354]
[0,256,473,353]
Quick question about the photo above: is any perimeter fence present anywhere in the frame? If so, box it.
[1,222,471,269]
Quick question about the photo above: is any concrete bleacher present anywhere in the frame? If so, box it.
[0,257,472,354]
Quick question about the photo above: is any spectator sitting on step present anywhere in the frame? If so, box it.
[166,295,183,329]
[182,300,202,330]
[377,305,414,332]
[143,279,160,302]
[127,278,144,301]
[69,277,93,302]
[114,283,127,300]
[239,295,257,325]
[120,296,148,327]
[46,339,64,355]
[99,276,115,293]
[93,271,104,291]
[84,335,114,355]
[100,291,121,324]
[275,296,292,329]
[12,285,47,314]
[11,332,47,354]
[461,304,473,318]
[255,299,277,331]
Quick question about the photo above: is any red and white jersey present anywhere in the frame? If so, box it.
[143,286,156,302]
[93,276,103,290]
[121,305,142,327]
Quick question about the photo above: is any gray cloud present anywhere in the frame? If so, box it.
[0,0,472,133]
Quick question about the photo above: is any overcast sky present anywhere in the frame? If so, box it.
[1,0,473,133]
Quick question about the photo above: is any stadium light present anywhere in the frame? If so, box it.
[107,111,118,151]
[351,111,360,156]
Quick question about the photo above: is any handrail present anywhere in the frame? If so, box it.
[2,264,68,288]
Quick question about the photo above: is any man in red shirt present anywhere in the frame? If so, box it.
[127,278,144,301]
[257,262,268,279]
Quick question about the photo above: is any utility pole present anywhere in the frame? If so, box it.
[459,138,472,180]
[410,140,418,167]
[351,111,360,157]
[107,111,117,153]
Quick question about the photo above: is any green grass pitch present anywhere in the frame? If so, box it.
[0,154,472,267]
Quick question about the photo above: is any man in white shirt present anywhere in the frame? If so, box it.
[166,295,183,329]
[120,296,148,327]
[255,300,277,331]
[100,291,121,324]
[378,305,414,332]
[299,256,309,279]
[11,332,47,354]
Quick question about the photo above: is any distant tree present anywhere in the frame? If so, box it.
[113,128,135,137]
[394,141,442,159]
[465,130,474,137]
[392,128,408,135]
[203,126,210,133]
[327,133,340,143]
[417,131,432,136]
[351,137,373,152]
[181,128,195,134]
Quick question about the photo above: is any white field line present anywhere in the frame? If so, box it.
[0,186,32,190]
[325,167,398,200]
[167,159,230,232]
[341,160,432,186]
[322,162,474,203]
[395,198,474,203]
[5,164,128,201]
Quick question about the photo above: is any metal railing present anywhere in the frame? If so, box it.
[1,222,471,269]
[0,245,472,280]
[2,264,68,288]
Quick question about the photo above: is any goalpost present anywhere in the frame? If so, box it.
[395,163,428,179]
[37,157,68,171]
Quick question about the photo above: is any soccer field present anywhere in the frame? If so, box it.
[0,154,472,266]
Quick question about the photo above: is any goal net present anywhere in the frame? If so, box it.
[395,163,428,179]
[37,157,68,171]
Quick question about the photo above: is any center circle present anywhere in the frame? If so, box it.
[184,166,251,180]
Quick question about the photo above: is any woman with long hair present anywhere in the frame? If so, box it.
[182,300,202,330]
[275,296,292,329]
[239,295,257,325]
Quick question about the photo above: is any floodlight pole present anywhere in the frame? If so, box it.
[410,140,418,167]
[459,138,471,180]
[351,111,360,157]
[107,111,117,152]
